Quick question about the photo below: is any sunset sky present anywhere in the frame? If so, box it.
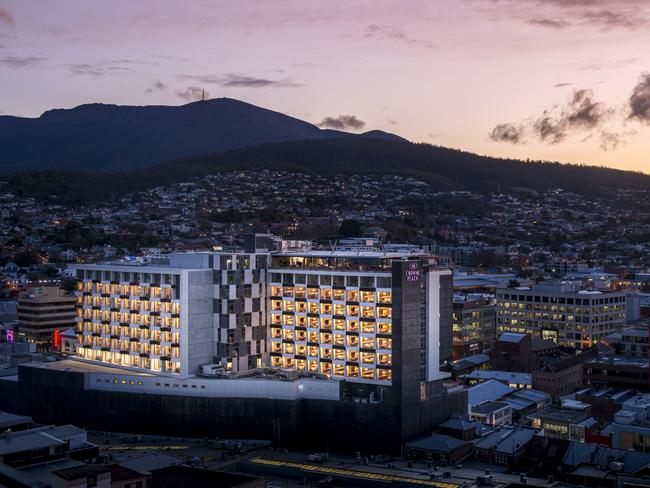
[1,0,649,172]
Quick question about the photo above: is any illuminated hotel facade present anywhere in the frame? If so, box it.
[71,243,453,390]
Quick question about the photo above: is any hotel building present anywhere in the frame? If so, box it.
[496,282,626,351]
[6,241,466,453]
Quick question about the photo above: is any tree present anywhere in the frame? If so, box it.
[338,219,363,238]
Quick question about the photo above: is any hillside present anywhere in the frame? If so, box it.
[6,137,650,206]
[0,98,400,172]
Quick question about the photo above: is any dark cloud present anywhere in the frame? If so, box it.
[0,56,45,68]
[317,115,366,131]
[526,18,570,29]
[628,73,650,124]
[478,0,649,31]
[176,86,209,101]
[67,61,132,77]
[491,88,617,148]
[489,123,525,144]
[0,7,13,27]
[599,130,633,151]
[554,82,573,88]
[364,24,436,48]
[179,73,302,88]
[146,80,167,93]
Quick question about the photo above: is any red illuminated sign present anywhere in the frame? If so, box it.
[53,329,61,349]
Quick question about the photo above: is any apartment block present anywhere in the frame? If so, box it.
[496,282,626,351]
[452,295,495,360]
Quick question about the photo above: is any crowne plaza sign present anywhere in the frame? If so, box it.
[405,261,421,282]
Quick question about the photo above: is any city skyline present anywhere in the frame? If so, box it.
[1,0,650,172]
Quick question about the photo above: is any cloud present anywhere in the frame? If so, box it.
[67,61,132,77]
[476,0,650,31]
[145,80,166,93]
[0,7,13,27]
[628,73,650,124]
[0,56,45,68]
[179,73,302,88]
[489,123,525,144]
[526,18,570,29]
[599,130,635,151]
[554,82,573,88]
[364,24,436,48]
[490,88,617,147]
[317,115,366,130]
[176,86,209,101]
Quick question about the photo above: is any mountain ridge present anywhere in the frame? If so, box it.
[0,97,402,173]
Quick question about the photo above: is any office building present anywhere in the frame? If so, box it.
[496,282,626,350]
[452,294,495,360]
[17,286,76,351]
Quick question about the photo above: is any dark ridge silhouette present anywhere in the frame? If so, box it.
[0,98,400,172]
[5,137,649,206]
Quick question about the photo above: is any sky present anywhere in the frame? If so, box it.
[1,0,650,172]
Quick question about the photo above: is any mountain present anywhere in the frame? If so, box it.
[0,98,402,173]
[7,137,650,206]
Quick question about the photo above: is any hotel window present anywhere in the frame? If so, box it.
[296,359,306,370]
[361,336,375,349]
[320,318,332,330]
[320,347,331,358]
[333,289,345,301]
[333,364,344,376]
[295,286,306,299]
[308,346,318,357]
[361,322,375,334]
[333,319,345,331]
[320,303,333,315]
[283,357,295,368]
[284,315,295,326]
[271,342,282,352]
[347,320,359,332]
[361,352,374,364]
[377,337,392,349]
[282,329,294,340]
[308,316,319,328]
[296,302,307,313]
[320,288,332,301]
[377,307,391,319]
[283,343,294,354]
[333,304,345,316]
[360,367,374,379]
[307,288,319,299]
[346,305,359,316]
[283,300,294,312]
[271,300,282,311]
[271,356,282,367]
[320,362,332,375]
[296,330,307,341]
[308,360,318,372]
[320,332,333,344]
[361,291,375,303]
[360,306,375,318]
[377,322,392,334]
[347,335,359,347]
[296,344,306,356]
[346,289,359,302]
[308,331,319,342]
[297,316,307,327]
[377,353,392,365]
[377,369,392,381]
[346,365,359,377]
[308,302,319,314]
[333,348,345,360]
[377,291,391,303]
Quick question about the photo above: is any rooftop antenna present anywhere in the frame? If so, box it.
[202,88,206,101]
